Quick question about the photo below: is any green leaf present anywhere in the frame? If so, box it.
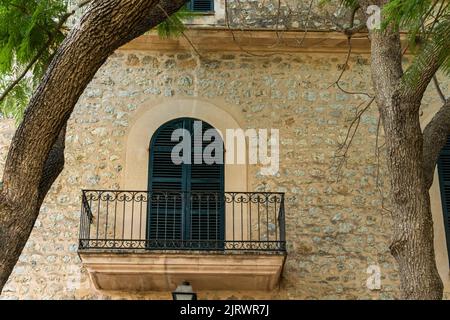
[383,0,450,86]
[155,5,198,39]
[0,0,69,123]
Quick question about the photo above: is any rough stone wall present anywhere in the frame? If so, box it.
[0,48,448,300]
[222,0,357,30]
[182,0,360,31]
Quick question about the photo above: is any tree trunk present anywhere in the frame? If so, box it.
[423,99,450,189]
[368,24,444,299]
[383,105,444,299]
[0,124,66,290]
[0,0,188,293]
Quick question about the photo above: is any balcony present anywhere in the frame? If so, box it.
[78,190,287,292]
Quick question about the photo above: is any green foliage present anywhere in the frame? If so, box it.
[156,4,197,39]
[0,75,30,121]
[0,1,194,123]
[383,0,450,86]
[0,0,68,122]
[336,0,450,88]
[383,0,434,44]
[340,0,359,9]
[319,0,359,10]
[405,16,450,86]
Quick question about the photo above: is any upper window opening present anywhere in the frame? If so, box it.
[188,0,214,13]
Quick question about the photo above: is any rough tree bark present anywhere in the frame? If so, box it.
[423,98,450,189]
[359,0,445,299]
[0,0,188,293]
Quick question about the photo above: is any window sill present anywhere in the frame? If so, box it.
[192,11,215,16]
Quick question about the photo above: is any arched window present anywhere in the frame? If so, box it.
[147,118,224,249]
[437,136,450,265]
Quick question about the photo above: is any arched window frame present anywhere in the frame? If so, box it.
[146,117,225,249]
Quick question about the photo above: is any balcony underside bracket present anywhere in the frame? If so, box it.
[79,251,286,292]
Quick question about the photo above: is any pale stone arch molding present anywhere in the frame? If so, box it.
[122,98,248,192]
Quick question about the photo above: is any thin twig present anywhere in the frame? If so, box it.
[426,0,448,41]
[224,0,276,57]
[337,97,376,153]
[329,37,352,89]
[327,5,372,99]
[156,4,202,58]
[335,97,375,180]
[433,75,447,104]
[328,36,373,98]
[295,0,315,47]
[274,0,282,42]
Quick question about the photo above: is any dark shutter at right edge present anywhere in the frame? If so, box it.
[437,135,450,266]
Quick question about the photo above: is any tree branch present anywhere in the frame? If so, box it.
[423,98,450,189]
[343,4,367,37]
[156,4,202,57]
[0,36,56,104]
[0,0,92,105]
[402,52,443,104]
[433,75,447,104]
[293,0,315,47]
[224,0,275,57]
[38,124,67,204]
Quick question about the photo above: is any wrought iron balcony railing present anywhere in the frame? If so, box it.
[79,190,286,252]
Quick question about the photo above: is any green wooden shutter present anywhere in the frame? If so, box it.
[188,120,224,246]
[188,0,214,12]
[438,135,450,266]
[147,118,224,248]
[148,119,187,242]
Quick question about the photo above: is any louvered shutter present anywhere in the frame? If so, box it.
[147,118,224,249]
[188,0,214,12]
[438,135,450,266]
[188,120,224,248]
[148,119,187,243]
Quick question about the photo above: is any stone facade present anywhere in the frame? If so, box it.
[0,1,450,300]
[187,0,360,31]
[0,51,410,300]
[224,0,359,30]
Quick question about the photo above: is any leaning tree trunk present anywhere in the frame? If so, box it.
[382,103,444,299]
[0,124,66,290]
[367,21,444,299]
[0,0,188,293]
